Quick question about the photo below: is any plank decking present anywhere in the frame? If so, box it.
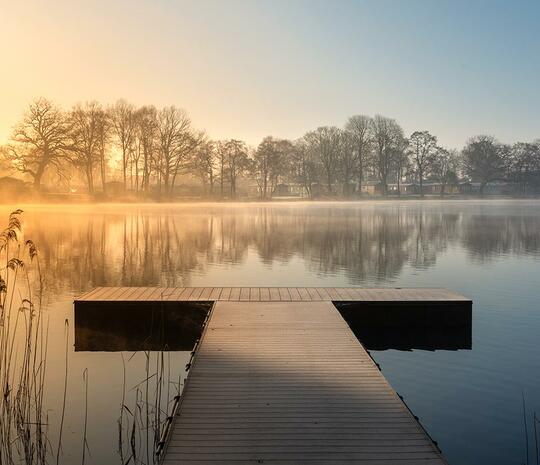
[161,301,448,464]
[76,286,469,303]
[75,287,469,464]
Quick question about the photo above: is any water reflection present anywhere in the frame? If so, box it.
[0,201,538,465]
[8,202,540,295]
[74,301,210,351]
[336,302,472,351]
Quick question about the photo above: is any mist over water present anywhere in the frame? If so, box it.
[2,200,540,465]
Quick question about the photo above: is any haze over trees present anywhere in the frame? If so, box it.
[5,98,72,190]
[1,97,540,200]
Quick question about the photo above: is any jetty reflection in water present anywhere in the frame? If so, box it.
[336,301,472,351]
[74,301,211,351]
[74,299,472,352]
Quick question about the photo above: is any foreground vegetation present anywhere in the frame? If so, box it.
[1,98,540,200]
[0,210,47,464]
[0,210,187,464]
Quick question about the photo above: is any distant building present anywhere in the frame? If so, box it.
[272,183,305,197]
[459,181,516,195]
[387,183,419,195]
[421,182,460,195]
[360,181,383,195]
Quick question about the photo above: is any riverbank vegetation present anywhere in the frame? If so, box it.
[1,98,540,201]
[0,210,48,464]
[0,210,187,464]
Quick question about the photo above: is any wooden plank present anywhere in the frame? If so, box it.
[86,287,111,300]
[259,288,270,301]
[306,287,321,301]
[229,287,241,301]
[209,287,223,300]
[130,287,151,300]
[297,287,310,301]
[176,287,193,300]
[165,287,186,301]
[289,287,302,301]
[249,287,260,301]
[112,287,133,301]
[141,287,159,300]
[199,287,213,300]
[162,301,448,465]
[239,288,250,301]
[330,287,348,300]
[345,287,363,300]
[151,287,168,300]
[152,287,171,300]
[269,287,280,301]
[189,287,204,301]
[77,288,100,301]
[87,287,112,300]
[76,287,471,304]
[219,287,232,301]
[316,287,332,300]
[278,288,291,301]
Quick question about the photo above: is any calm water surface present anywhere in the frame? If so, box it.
[2,200,540,465]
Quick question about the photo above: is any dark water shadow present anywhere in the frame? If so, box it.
[74,300,472,353]
[74,301,212,351]
[335,301,472,351]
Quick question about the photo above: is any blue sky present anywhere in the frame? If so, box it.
[1,0,539,148]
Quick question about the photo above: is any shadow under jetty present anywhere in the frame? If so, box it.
[335,300,472,351]
[74,301,212,351]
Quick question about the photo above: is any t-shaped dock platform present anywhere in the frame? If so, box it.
[75,287,471,464]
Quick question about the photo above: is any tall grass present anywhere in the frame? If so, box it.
[117,298,185,465]
[117,350,183,465]
[0,210,48,465]
[0,211,195,465]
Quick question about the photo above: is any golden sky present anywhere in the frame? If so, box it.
[1,0,539,148]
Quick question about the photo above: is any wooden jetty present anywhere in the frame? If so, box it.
[75,287,471,464]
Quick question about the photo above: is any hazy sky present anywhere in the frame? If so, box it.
[1,0,539,148]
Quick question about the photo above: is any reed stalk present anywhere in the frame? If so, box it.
[0,210,48,465]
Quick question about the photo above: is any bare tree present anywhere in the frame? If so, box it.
[253,137,273,199]
[509,142,540,194]
[408,130,437,197]
[96,109,111,193]
[253,137,293,199]
[345,115,372,194]
[223,139,249,198]
[215,141,228,198]
[190,135,216,196]
[395,138,410,196]
[304,127,341,195]
[156,106,201,196]
[432,147,459,196]
[7,98,71,190]
[337,131,357,197]
[290,139,320,198]
[461,135,508,196]
[135,106,158,193]
[370,115,404,196]
[110,100,136,191]
[69,101,107,194]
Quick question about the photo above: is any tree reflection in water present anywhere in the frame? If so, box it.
[9,202,540,295]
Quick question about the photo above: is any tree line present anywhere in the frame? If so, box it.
[1,97,540,198]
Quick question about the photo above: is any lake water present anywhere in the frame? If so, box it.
[1,200,539,465]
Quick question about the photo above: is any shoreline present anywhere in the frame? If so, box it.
[2,196,540,209]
